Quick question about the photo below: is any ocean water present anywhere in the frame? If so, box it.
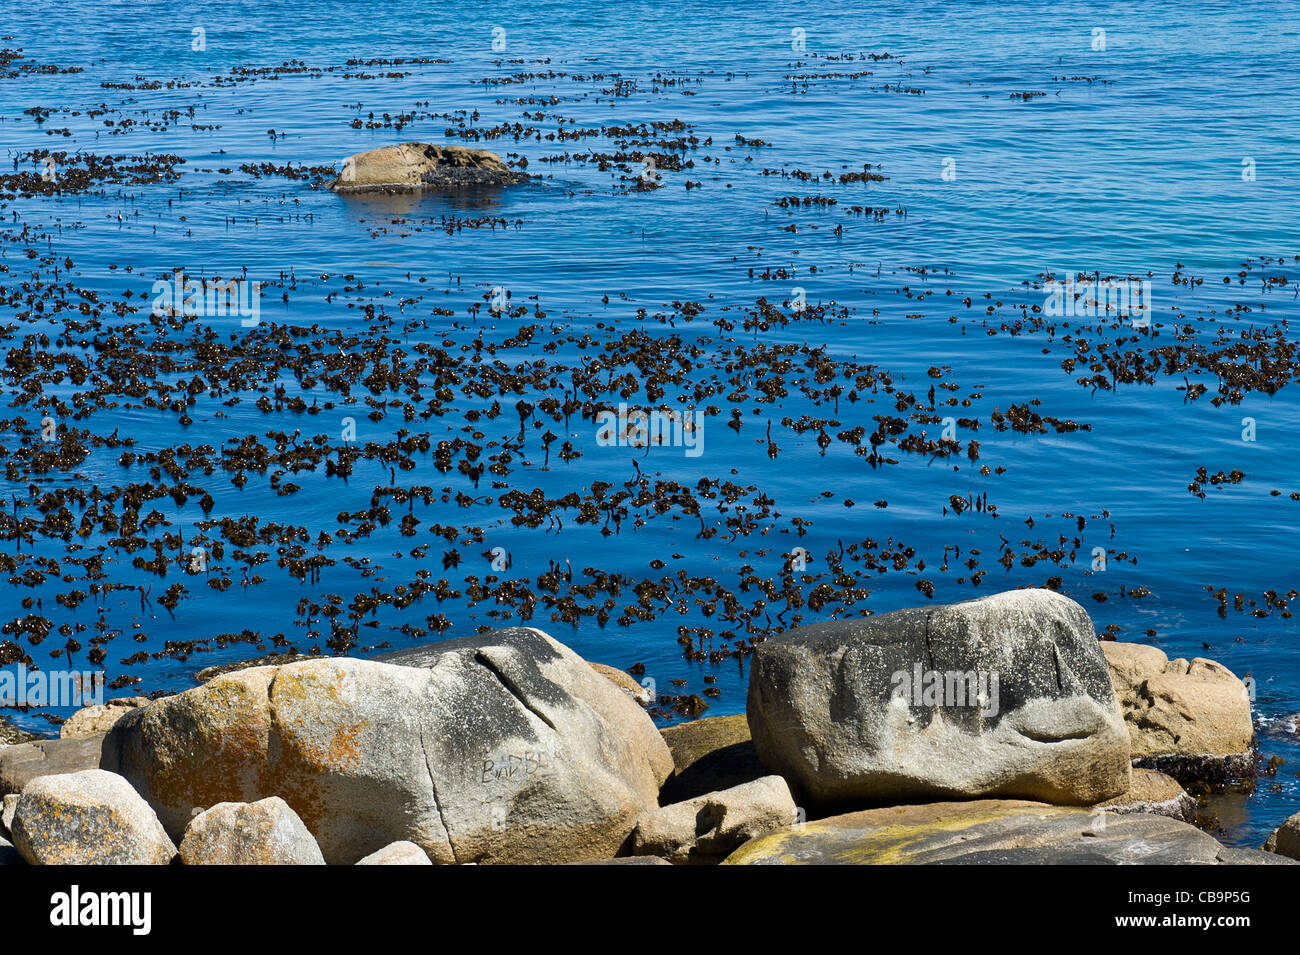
[0,0,1297,846]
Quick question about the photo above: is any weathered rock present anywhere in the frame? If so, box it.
[589,662,651,705]
[60,697,149,739]
[1,792,16,837]
[1102,641,1254,783]
[633,775,798,864]
[180,797,325,865]
[1263,811,1300,860]
[103,627,672,864]
[12,769,176,865]
[747,589,1130,808]
[724,799,1294,865]
[356,841,433,865]
[0,734,104,794]
[659,713,766,803]
[1093,768,1195,822]
[330,143,530,192]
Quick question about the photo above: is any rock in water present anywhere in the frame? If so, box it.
[103,628,673,864]
[11,769,176,865]
[356,841,433,865]
[329,142,530,192]
[1263,811,1300,861]
[180,797,325,865]
[1101,641,1254,783]
[747,589,1130,808]
[723,799,1294,865]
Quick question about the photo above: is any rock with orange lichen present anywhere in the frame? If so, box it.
[11,769,176,865]
[103,628,673,865]
[180,796,324,865]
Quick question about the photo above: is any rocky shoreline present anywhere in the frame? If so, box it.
[1,589,1296,865]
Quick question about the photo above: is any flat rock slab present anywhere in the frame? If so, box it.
[747,589,1130,808]
[330,143,530,192]
[724,799,1295,865]
[0,735,104,795]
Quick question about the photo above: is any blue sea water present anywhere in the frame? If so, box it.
[0,0,1297,846]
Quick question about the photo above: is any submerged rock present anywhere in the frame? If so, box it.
[11,769,176,865]
[1102,641,1254,783]
[747,589,1130,808]
[180,797,325,865]
[723,799,1294,865]
[329,142,530,192]
[632,775,798,864]
[103,627,672,864]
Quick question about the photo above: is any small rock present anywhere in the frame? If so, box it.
[1093,769,1195,822]
[180,797,325,865]
[60,697,149,739]
[12,769,176,865]
[588,662,651,705]
[1263,811,1300,861]
[330,143,530,192]
[0,734,104,794]
[634,775,798,864]
[1,792,16,837]
[356,841,433,865]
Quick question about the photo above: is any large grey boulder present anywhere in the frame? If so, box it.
[330,143,530,192]
[11,769,176,865]
[724,799,1294,865]
[1102,641,1254,782]
[180,797,325,865]
[632,775,798,864]
[0,735,104,794]
[747,589,1130,808]
[103,627,673,864]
